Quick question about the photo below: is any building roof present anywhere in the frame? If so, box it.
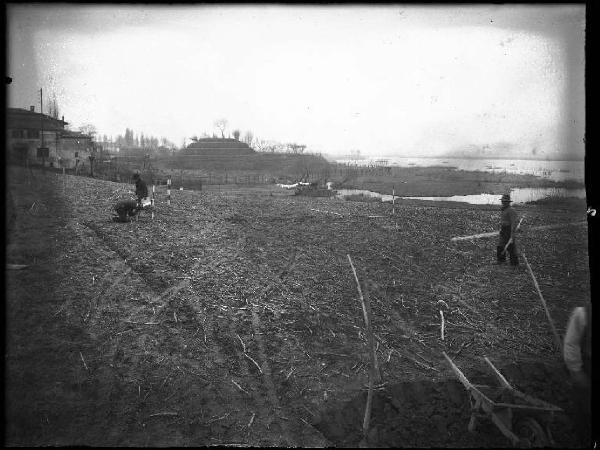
[7,107,68,131]
[60,130,92,140]
[183,138,255,155]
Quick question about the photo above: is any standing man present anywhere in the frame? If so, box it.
[112,172,149,222]
[563,302,591,444]
[497,193,519,265]
[133,172,149,202]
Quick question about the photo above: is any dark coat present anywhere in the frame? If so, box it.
[135,178,148,201]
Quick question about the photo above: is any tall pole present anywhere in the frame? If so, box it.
[40,88,45,168]
[40,88,44,147]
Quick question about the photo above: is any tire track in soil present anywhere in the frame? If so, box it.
[80,216,296,445]
[187,235,295,446]
[186,225,327,447]
[77,218,258,444]
[223,235,331,446]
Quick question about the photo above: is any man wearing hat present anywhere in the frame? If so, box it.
[497,193,519,265]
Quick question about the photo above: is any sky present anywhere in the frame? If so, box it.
[7,4,585,159]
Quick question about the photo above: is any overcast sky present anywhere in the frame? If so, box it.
[7,4,585,158]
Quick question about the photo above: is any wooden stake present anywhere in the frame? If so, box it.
[167,177,171,205]
[347,254,379,438]
[151,185,155,220]
[522,253,563,354]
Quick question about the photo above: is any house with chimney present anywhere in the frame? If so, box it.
[6,106,96,169]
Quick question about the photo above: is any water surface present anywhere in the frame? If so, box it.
[336,187,586,205]
[335,157,584,182]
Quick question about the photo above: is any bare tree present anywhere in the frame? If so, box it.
[232,129,241,140]
[78,123,97,138]
[243,131,254,146]
[214,118,228,139]
[252,138,265,152]
[47,92,60,119]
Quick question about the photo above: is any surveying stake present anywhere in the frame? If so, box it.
[167,177,171,205]
[151,184,155,220]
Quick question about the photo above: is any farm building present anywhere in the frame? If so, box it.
[182,138,256,156]
[6,107,96,169]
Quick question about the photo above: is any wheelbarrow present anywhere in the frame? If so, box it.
[442,352,563,447]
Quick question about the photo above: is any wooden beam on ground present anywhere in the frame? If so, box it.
[451,221,586,242]
[347,254,379,438]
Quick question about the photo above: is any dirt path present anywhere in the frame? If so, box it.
[5,167,590,447]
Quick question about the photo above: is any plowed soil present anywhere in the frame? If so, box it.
[5,166,591,447]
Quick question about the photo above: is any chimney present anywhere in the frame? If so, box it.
[30,106,35,112]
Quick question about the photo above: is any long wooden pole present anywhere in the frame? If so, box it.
[522,253,563,354]
[347,254,378,438]
[451,221,586,242]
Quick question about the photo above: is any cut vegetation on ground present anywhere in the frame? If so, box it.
[5,166,590,447]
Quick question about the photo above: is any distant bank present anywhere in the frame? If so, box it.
[333,156,585,183]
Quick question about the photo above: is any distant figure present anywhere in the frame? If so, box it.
[563,302,591,443]
[496,193,519,265]
[112,173,149,222]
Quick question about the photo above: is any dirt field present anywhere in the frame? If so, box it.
[5,166,591,447]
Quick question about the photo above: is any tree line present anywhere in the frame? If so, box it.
[96,128,176,152]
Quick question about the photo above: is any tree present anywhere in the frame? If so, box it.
[252,138,265,152]
[232,129,241,140]
[214,118,228,139]
[124,128,134,146]
[243,131,254,146]
[79,123,97,138]
[47,92,60,119]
